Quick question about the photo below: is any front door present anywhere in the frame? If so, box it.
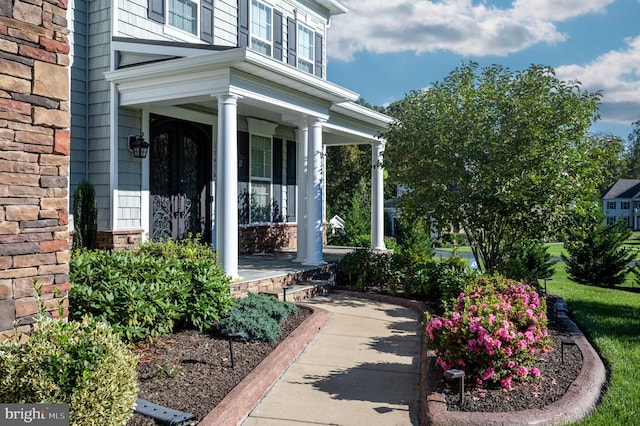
[150,114,212,241]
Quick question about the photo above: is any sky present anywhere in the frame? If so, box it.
[326,0,640,142]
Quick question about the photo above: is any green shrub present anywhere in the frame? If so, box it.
[425,276,552,388]
[563,219,634,287]
[216,293,297,342]
[336,249,397,292]
[70,236,235,341]
[429,255,481,302]
[498,240,555,285]
[72,180,97,250]
[70,248,186,341]
[336,249,372,290]
[136,237,235,331]
[0,317,138,426]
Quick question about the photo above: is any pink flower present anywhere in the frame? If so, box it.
[481,367,495,381]
[432,318,443,330]
[517,366,528,377]
[507,360,516,369]
[531,367,541,377]
[500,375,513,389]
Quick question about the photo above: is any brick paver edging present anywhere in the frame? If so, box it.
[199,304,332,426]
[331,291,607,426]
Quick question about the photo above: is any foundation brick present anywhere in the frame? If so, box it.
[40,239,67,253]
[0,299,15,331]
[0,74,30,94]
[0,267,38,280]
[15,297,38,317]
[0,279,12,298]
[18,44,55,63]
[33,106,70,128]
[13,252,56,268]
[53,129,69,154]
[33,60,68,100]
[0,241,39,256]
[0,58,31,79]
[5,205,39,221]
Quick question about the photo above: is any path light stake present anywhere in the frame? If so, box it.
[561,339,577,363]
[283,285,293,301]
[228,331,248,368]
[543,277,551,296]
[444,369,465,406]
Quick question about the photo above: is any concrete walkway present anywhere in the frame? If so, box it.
[242,294,421,426]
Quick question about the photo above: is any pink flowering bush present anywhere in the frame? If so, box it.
[425,276,552,388]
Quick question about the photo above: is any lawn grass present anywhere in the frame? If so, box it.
[547,263,640,425]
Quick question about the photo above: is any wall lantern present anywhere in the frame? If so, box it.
[128,132,149,159]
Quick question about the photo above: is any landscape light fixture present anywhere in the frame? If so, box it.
[228,331,248,368]
[444,369,465,406]
[561,339,577,363]
[128,132,149,159]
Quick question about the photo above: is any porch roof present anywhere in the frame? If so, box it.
[104,43,392,145]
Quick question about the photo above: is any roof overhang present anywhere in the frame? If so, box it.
[316,0,348,15]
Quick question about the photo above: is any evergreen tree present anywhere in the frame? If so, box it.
[562,214,634,287]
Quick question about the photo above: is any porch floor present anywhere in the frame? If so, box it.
[236,246,353,283]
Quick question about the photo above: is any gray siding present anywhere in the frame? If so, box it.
[70,0,88,203]
[89,0,113,230]
[118,108,143,229]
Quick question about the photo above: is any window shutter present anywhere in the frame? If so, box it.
[273,138,283,184]
[238,131,250,183]
[201,0,214,43]
[273,10,283,61]
[238,0,249,47]
[314,32,323,78]
[148,0,165,23]
[286,140,296,185]
[287,17,296,66]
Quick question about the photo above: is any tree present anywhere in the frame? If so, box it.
[562,211,634,287]
[624,120,640,178]
[385,62,607,273]
[586,133,627,192]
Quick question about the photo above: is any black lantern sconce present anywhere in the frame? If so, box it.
[128,132,149,159]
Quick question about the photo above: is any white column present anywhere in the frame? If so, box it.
[295,122,308,262]
[304,118,325,265]
[216,94,240,279]
[371,140,386,251]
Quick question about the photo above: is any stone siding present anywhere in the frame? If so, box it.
[0,0,70,340]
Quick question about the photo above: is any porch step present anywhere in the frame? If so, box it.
[259,280,331,302]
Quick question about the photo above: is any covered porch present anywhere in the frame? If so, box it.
[105,42,392,280]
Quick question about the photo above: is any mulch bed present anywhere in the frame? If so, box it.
[127,306,312,425]
[443,297,583,412]
[127,294,584,424]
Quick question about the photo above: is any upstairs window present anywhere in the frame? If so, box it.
[251,0,272,56]
[607,201,616,210]
[168,0,199,36]
[297,24,314,74]
[621,201,631,210]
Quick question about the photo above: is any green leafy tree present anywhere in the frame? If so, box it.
[562,212,634,287]
[624,120,640,178]
[385,62,606,273]
[586,133,627,192]
[326,144,371,245]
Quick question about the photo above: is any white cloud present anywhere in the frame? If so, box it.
[328,0,612,61]
[556,36,640,125]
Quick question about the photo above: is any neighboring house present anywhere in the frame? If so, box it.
[602,179,640,229]
[68,0,392,279]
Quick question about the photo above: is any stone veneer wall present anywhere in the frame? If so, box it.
[0,0,70,340]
